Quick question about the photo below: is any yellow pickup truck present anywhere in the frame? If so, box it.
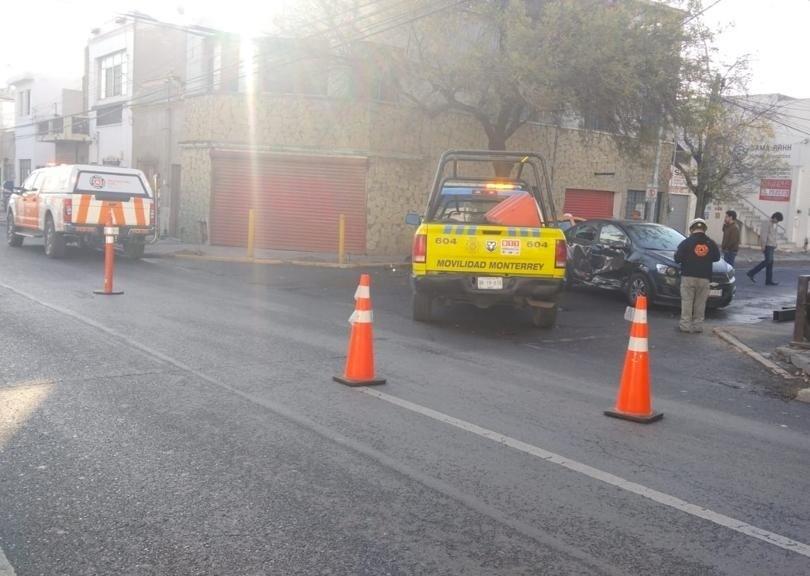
[407,150,567,328]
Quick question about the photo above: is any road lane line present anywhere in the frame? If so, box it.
[358,387,810,559]
[0,547,15,576]
[0,282,625,575]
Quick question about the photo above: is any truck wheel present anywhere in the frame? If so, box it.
[6,212,23,247]
[44,215,66,258]
[531,304,557,329]
[123,241,145,260]
[412,292,433,322]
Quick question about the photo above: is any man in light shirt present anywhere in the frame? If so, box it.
[747,212,783,286]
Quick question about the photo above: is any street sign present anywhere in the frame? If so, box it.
[646,187,658,200]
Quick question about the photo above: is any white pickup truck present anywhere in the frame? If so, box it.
[6,164,155,259]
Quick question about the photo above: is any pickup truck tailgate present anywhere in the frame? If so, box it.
[425,223,562,277]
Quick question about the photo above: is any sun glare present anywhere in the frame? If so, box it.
[0,380,53,449]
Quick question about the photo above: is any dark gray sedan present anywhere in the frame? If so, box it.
[565,219,735,308]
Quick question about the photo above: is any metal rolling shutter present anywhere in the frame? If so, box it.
[562,189,614,219]
[210,151,368,253]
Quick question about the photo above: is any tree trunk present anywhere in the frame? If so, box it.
[488,132,512,177]
[694,189,710,219]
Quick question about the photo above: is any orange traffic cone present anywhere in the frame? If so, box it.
[604,295,663,423]
[333,274,386,387]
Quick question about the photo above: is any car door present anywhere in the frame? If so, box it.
[590,223,630,289]
[565,221,600,283]
[19,171,42,229]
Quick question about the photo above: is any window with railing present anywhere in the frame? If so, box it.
[72,116,89,135]
[96,104,123,126]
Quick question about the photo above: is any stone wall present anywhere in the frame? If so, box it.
[177,147,211,243]
[180,94,672,255]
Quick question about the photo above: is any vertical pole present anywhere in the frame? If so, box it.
[247,208,256,260]
[647,124,664,223]
[793,275,809,344]
[94,203,124,295]
[338,213,346,266]
[104,229,115,293]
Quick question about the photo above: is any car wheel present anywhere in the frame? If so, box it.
[44,215,66,258]
[626,273,652,306]
[531,304,557,329]
[6,211,23,247]
[412,292,433,322]
[123,241,145,260]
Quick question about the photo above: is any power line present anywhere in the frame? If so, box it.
[129,0,466,112]
[2,0,450,134]
[683,0,725,24]
[721,96,810,138]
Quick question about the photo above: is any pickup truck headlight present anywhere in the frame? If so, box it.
[655,264,678,277]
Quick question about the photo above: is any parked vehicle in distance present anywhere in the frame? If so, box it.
[565,219,735,308]
[6,164,155,259]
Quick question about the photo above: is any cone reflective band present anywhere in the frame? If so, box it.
[334,274,386,387]
[604,295,662,423]
[355,284,370,299]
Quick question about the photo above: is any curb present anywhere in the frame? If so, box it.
[160,252,407,269]
[713,328,796,380]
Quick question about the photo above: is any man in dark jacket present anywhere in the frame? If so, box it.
[721,210,741,266]
[674,218,721,333]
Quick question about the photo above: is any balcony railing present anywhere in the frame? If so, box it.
[38,116,91,142]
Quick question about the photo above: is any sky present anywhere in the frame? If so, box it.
[2,0,810,98]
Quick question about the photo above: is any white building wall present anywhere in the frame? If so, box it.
[87,25,135,167]
[709,97,810,250]
[10,76,81,183]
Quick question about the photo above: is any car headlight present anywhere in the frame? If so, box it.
[655,264,678,277]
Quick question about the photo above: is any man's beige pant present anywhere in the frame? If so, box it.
[680,276,710,332]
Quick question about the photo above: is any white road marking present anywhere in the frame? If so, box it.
[0,547,16,576]
[358,387,810,559]
[0,282,624,575]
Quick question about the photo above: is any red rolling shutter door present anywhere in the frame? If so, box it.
[210,152,368,253]
[562,189,614,219]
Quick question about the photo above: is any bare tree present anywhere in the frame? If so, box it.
[671,51,786,217]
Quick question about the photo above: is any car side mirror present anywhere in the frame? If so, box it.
[405,212,422,226]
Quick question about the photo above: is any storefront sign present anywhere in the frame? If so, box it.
[759,178,791,202]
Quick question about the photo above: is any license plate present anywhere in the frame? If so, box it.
[709,289,722,297]
[477,277,503,290]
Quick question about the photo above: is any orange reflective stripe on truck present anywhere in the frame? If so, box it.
[112,202,126,226]
[76,194,92,224]
[133,197,146,227]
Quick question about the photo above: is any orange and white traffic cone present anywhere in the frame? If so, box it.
[333,274,386,387]
[93,204,124,296]
[604,295,662,423]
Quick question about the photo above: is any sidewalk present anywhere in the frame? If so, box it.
[144,237,408,269]
[733,246,810,265]
[713,319,810,402]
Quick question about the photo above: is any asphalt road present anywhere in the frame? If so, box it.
[1,234,809,576]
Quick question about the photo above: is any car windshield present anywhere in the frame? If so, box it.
[627,224,685,250]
